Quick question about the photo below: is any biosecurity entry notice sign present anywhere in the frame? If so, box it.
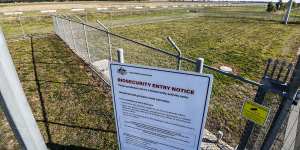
[110,62,213,150]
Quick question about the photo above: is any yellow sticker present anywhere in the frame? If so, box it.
[242,101,270,126]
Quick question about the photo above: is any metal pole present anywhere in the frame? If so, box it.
[69,20,76,50]
[261,55,300,150]
[96,20,112,61]
[195,58,204,73]
[85,10,88,23]
[107,31,113,61]
[282,101,300,150]
[55,17,61,37]
[167,36,182,70]
[294,93,300,150]
[61,19,67,41]
[0,92,26,149]
[53,16,58,34]
[117,48,124,63]
[237,85,268,150]
[83,24,92,63]
[0,28,47,150]
[18,15,26,38]
[62,16,72,47]
[283,0,293,24]
[74,16,92,63]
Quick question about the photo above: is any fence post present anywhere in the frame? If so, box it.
[61,19,67,41]
[117,48,124,63]
[69,20,76,50]
[17,15,26,38]
[195,58,204,73]
[107,31,113,61]
[261,55,300,150]
[96,20,112,61]
[53,16,58,34]
[283,0,293,24]
[237,85,267,150]
[83,24,92,63]
[294,91,300,150]
[237,59,277,150]
[55,17,61,37]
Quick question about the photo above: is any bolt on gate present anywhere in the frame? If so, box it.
[53,15,300,149]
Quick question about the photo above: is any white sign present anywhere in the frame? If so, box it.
[117,7,127,10]
[3,12,23,15]
[40,10,56,13]
[71,8,85,12]
[134,6,143,9]
[97,7,108,11]
[110,62,213,150]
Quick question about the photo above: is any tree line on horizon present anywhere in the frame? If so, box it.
[266,0,299,12]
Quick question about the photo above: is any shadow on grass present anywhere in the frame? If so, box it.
[29,35,116,149]
[30,35,52,143]
[47,143,98,150]
[36,120,116,134]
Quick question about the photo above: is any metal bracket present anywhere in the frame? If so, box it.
[261,77,288,95]
[166,36,182,70]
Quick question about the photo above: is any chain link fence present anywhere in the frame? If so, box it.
[53,15,266,147]
[0,8,294,147]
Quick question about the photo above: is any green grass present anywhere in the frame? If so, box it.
[1,6,300,148]
[0,35,117,149]
[109,13,300,145]
[112,16,299,78]
[1,6,300,38]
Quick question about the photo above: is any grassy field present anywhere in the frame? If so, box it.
[1,34,118,149]
[1,5,300,149]
[110,14,300,145]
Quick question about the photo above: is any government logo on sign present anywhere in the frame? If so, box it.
[117,67,127,75]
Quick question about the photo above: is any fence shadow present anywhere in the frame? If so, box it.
[47,143,97,150]
[29,34,116,149]
[30,35,52,144]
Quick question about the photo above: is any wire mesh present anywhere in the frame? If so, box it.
[53,14,300,148]
[109,34,178,70]
[54,16,181,73]
[85,25,110,62]
[1,5,298,149]
[52,15,265,147]
[70,21,89,62]
[62,19,74,51]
